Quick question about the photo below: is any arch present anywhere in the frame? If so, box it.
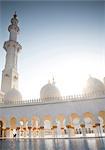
[55,114,67,137]
[70,113,80,120]
[31,116,39,128]
[70,113,80,126]
[83,112,95,134]
[56,114,66,129]
[56,114,65,122]
[10,117,17,129]
[19,117,29,127]
[43,115,52,130]
[44,120,51,130]
[0,120,3,137]
[98,111,105,135]
[43,115,52,121]
[1,116,6,129]
[98,111,105,124]
[19,117,29,138]
[83,112,95,125]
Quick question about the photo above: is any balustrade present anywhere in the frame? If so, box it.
[0,92,105,107]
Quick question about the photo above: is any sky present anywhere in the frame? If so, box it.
[0,1,105,99]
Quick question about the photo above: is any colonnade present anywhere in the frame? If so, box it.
[0,111,105,138]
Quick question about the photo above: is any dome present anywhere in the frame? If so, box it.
[83,76,105,95]
[40,80,61,100]
[4,88,22,103]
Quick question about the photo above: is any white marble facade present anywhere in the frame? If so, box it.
[0,13,105,138]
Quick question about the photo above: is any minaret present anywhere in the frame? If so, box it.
[1,12,22,93]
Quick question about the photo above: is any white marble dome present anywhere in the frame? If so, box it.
[4,88,22,103]
[84,76,105,95]
[40,80,61,100]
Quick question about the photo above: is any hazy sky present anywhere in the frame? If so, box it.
[0,1,105,99]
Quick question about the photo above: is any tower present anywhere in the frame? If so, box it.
[1,12,22,94]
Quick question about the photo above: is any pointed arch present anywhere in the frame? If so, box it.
[0,120,3,137]
[70,113,80,125]
[98,111,105,124]
[56,114,65,122]
[83,112,95,124]
[10,117,17,129]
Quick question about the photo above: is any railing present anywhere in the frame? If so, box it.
[0,91,105,107]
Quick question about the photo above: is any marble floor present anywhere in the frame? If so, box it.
[0,138,105,150]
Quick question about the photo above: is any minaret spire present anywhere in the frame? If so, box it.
[1,13,22,94]
[8,12,19,41]
[52,76,55,85]
[14,11,17,18]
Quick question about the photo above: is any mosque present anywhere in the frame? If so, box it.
[0,13,105,138]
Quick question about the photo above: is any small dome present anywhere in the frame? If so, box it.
[4,88,22,103]
[40,80,61,100]
[84,76,105,95]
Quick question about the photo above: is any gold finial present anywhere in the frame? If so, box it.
[52,76,55,85]
[14,11,17,18]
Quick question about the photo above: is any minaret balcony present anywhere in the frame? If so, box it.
[8,24,19,33]
[3,40,22,52]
